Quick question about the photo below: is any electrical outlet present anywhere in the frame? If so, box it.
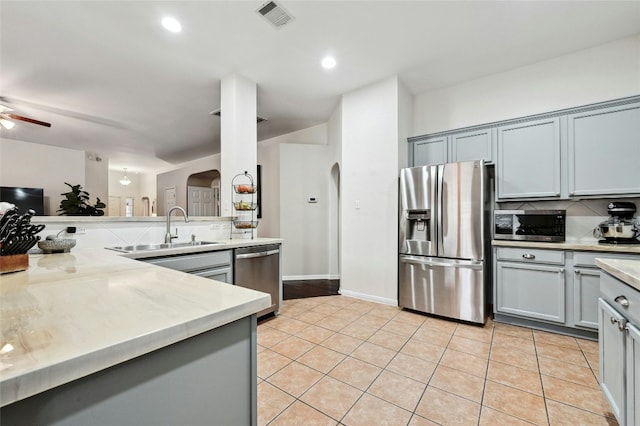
[74,227,86,234]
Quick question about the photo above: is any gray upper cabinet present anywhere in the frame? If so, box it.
[450,128,494,163]
[567,101,640,197]
[409,96,640,199]
[412,135,448,167]
[497,117,561,200]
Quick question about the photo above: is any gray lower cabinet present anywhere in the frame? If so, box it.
[142,250,233,284]
[599,297,626,423]
[494,247,639,337]
[568,101,640,197]
[627,323,640,426]
[496,117,561,200]
[0,315,258,426]
[573,251,640,331]
[573,267,601,329]
[496,261,566,323]
[495,247,566,324]
[599,270,640,426]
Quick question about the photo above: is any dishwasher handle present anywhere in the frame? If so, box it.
[235,249,279,259]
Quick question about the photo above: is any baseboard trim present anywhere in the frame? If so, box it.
[283,275,340,281]
[339,289,397,307]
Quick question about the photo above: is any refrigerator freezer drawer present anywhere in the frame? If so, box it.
[399,255,486,324]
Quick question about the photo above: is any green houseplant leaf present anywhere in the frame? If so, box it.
[58,182,105,216]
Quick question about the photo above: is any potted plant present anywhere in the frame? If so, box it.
[58,183,106,216]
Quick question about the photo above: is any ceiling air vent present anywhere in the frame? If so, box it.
[210,109,268,124]
[256,1,294,29]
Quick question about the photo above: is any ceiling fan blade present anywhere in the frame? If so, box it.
[6,113,51,127]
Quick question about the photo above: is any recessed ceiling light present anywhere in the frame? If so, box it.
[161,17,182,33]
[321,56,336,69]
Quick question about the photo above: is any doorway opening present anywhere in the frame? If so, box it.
[330,162,341,292]
[187,170,221,216]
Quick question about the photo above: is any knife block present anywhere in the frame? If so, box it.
[0,254,29,274]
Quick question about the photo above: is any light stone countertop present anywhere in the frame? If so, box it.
[0,240,278,407]
[492,239,640,254]
[595,258,640,292]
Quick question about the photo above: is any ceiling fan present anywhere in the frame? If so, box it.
[0,103,52,129]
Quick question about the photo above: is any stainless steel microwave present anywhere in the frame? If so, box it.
[494,210,566,242]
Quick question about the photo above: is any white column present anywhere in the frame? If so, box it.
[220,74,257,217]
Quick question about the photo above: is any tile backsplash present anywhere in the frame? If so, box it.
[497,198,640,242]
[31,218,237,251]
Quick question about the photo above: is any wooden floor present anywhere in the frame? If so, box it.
[283,279,340,300]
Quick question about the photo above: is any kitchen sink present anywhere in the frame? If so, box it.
[106,241,221,253]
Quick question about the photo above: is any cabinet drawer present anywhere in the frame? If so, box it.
[574,251,640,268]
[145,250,232,272]
[600,271,640,325]
[496,247,564,265]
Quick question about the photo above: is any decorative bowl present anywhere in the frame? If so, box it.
[233,221,259,229]
[233,201,258,211]
[233,184,256,194]
[38,239,77,254]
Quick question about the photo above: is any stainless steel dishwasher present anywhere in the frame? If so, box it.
[234,244,280,317]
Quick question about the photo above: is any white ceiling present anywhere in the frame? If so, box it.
[1,1,639,174]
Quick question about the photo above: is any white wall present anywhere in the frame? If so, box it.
[257,123,332,279]
[156,154,221,216]
[398,81,413,170]
[279,143,331,279]
[220,74,257,217]
[256,142,280,238]
[327,106,343,278]
[264,123,328,146]
[340,76,403,305]
[412,35,640,135]
[108,170,150,216]
[0,139,85,215]
[85,152,109,210]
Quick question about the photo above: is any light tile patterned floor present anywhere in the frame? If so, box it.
[257,295,616,426]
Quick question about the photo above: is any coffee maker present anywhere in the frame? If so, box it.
[593,201,640,244]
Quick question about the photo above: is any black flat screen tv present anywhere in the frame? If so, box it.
[0,186,45,215]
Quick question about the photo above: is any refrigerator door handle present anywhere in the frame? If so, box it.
[399,255,483,269]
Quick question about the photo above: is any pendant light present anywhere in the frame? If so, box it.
[120,168,131,186]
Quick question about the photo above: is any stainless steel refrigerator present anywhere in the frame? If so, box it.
[398,160,489,324]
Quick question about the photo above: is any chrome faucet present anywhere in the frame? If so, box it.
[165,206,189,243]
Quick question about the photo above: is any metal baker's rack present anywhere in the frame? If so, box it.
[230,171,257,239]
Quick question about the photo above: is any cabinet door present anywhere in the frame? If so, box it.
[573,268,600,330]
[599,298,626,424]
[626,323,640,425]
[412,136,448,167]
[497,117,561,200]
[450,128,494,163]
[568,102,640,196]
[628,323,640,426]
[496,262,565,323]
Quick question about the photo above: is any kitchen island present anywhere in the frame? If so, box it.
[0,247,271,425]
